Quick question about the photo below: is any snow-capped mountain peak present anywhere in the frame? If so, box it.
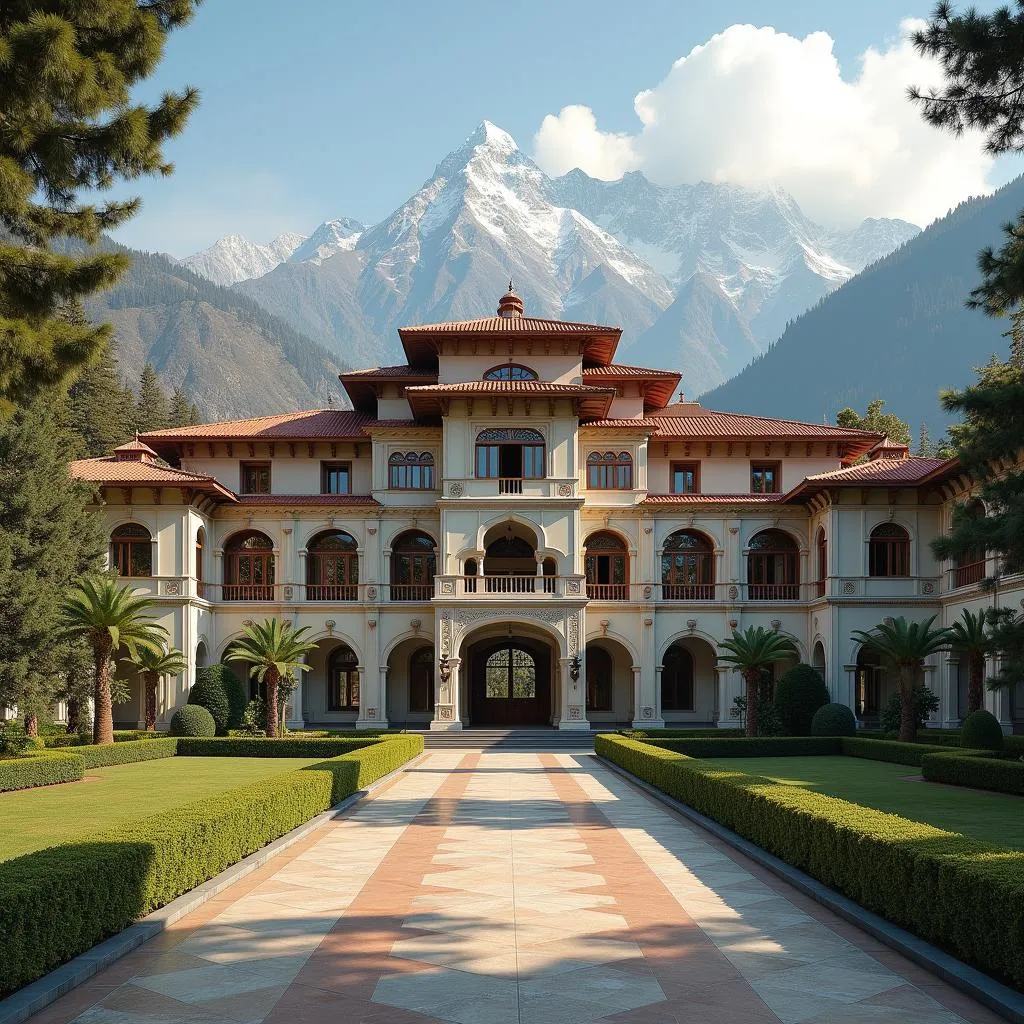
[183,231,306,287]
[289,218,365,265]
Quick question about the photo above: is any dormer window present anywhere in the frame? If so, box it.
[483,364,538,381]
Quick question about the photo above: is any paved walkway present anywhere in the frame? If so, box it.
[28,752,1003,1024]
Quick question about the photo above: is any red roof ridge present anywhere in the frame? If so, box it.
[652,403,882,437]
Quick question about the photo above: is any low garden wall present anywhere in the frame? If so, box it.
[596,734,1024,989]
[0,734,423,995]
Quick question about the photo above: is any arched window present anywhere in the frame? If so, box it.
[869,523,910,577]
[815,527,827,597]
[110,524,152,578]
[224,531,275,600]
[662,645,695,712]
[542,556,557,594]
[955,500,987,587]
[307,530,358,601]
[586,646,613,712]
[662,530,714,600]
[195,527,206,596]
[586,451,633,490]
[388,451,435,490]
[585,532,628,600]
[485,645,536,699]
[328,645,359,711]
[409,646,435,713]
[475,427,545,490]
[391,530,436,601]
[464,557,478,593]
[747,530,799,600]
[483,527,537,593]
[483,364,538,381]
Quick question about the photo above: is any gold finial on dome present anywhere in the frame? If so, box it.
[497,279,524,318]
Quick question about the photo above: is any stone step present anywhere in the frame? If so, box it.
[409,728,599,750]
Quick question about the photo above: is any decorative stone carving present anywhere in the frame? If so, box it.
[642,585,652,599]
[566,579,581,595]
[439,611,453,657]
[438,705,454,720]
[365,708,377,719]
[366,585,378,600]
[567,613,580,654]
[367,526,377,535]
[325,619,336,635]
[640,706,654,720]
[557,483,573,496]
[449,482,464,497]
[283,586,294,600]
[163,581,181,596]
[567,705,583,720]
[921,581,936,595]
[842,580,856,595]
[456,606,566,627]
[440,580,455,595]
[728,585,739,600]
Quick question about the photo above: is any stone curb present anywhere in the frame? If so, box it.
[596,755,1024,1024]
[0,751,427,1024]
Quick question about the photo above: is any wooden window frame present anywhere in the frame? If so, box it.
[110,524,153,578]
[747,530,799,600]
[327,646,359,711]
[320,461,352,495]
[670,461,700,495]
[750,461,781,494]
[388,451,435,490]
[390,531,437,601]
[661,530,714,600]
[584,531,629,600]
[240,461,271,495]
[868,524,911,578]
[223,531,275,600]
[483,363,538,381]
[586,451,633,490]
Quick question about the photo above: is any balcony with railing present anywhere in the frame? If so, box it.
[951,560,986,589]
[443,477,577,499]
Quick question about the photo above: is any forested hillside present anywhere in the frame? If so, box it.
[82,240,350,420]
[701,176,1024,432]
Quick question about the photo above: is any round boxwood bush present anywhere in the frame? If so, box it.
[961,708,1004,752]
[188,665,248,733]
[810,702,856,737]
[169,704,216,737]
[774,663,829,736]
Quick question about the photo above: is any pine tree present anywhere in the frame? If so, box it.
[189,403,201,425]
[136,364,169,433]
[67,339,134,457]
[915,2,1024,701]
[835,399,913,446]
[168,388,192,428]
[0,396,105,726]
[0,2,201,416]
[916,422,934,456]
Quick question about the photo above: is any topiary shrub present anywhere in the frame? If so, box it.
[188,665,247,734]
[169,704,216,738]
[881,685,940,734]
[960,708,1004,752]
[774,664,829,736]
[810,702,856,737]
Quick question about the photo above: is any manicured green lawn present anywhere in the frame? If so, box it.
[0,756,323,862]
[700,755,1024,849]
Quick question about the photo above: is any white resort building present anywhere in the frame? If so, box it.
[71,287,1024,733]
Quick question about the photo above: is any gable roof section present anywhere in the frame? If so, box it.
[141,410,377,442]
[582,363,681,411]
[783,455,952,502]
[403,380,616,420]
[338,365,439,414]
[70,457,237,501]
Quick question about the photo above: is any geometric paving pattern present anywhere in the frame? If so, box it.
[25,750,1003,1024]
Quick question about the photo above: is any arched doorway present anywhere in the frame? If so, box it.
[660,638,718,724]
[811,641,826,686]
[390,530,436,601]
[306,530,359,600]
[585,639,634,724]
[747,529,799,600]
[855,646,890,726]
[224,530,275,600]
[584,532,628,600]
[465,632,553,727]
[482,520,538,593]
[385,639,435,727]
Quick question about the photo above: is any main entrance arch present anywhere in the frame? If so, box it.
[461,626,556,727]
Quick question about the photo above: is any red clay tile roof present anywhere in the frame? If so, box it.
[642,493,788,505]
[405,381,615,395]
[338,365,437,379]
[69,457,237,500]
[583,364,680,379]
[114,437,160,456]
[583,363,680,411]
[580,418,661,430]
[141,410,376,441]
[400,316,620,335]
[236,494,381,507]
[802,457,948,484]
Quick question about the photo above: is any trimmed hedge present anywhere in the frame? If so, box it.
[74,738,178,770]
[170,705,216,738]
[922,751,1024,796]
[0,735,423,996]
[176,737,382,758]
[40,734,85,748]
[641,736,841,758]
[774,663,829,736]
[961,709,1004,752]
[839,737,959,767]
[597,734,1024,988]
[811,702,856,736]
[0,751,83,792]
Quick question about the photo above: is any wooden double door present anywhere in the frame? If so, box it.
[469,638,551,726]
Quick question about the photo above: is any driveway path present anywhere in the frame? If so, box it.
[28,751,1002,1024]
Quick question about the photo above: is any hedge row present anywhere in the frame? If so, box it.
[922,751,1024,796]
[176,737,382,758]
[597,735,1024,987]
[74,738,178,770]
[639,736,842,757]
[0,735,423,995]
[840,737,960,767]
[0,751,83,792]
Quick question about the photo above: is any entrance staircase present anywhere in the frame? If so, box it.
[410,728,598,751]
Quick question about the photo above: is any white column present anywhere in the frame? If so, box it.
[286,673,305,729]
[942,656,961,728]
[844,664,859,724]
[922,663,939,728]
[630,665,644,728]
[431,656,463,730]
[558,656,588,730]
[716,665,739,729]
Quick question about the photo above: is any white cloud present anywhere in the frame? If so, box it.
[532,21,996,228]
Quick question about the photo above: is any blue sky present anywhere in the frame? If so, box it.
[113,0,1021,256]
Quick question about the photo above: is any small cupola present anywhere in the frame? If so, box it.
[867,436,910,461]
[113,434,161,463]
[496,280,524,318]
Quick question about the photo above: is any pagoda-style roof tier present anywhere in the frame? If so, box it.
[581,364,681,411]
[70,456,237,501]
[338,365,439,414]
[403,380,616,420]
[142,410,377,443]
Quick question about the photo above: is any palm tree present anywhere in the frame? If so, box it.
[851,616,953,742]
[130,645,189,731]
[61,577,168,744]
[948,609,990,716]
[717,626,799,737]
[224,619,317,737]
